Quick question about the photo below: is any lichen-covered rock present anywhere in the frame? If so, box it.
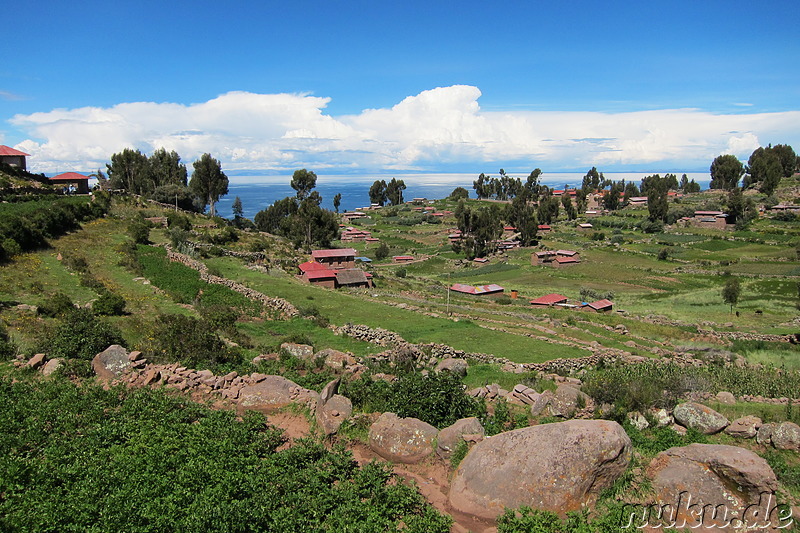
[756,422,776,445]
[238,375,319,413]
[771,422,800,451]
[546,384,590,418]
[435,358,468,377]
[673,402,729,434]
[627,411,649,430]
[436,417,485,459]
[448,420,631,520]
[368,413,438,464]
[647,444,779,529]
[92,345,131,380]
[724,415,761,439]
[316,394,352,435]
[41,358,64,376]
[280,343,314,361]
[715,391,736,404]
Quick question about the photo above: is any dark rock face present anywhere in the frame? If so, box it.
[448,420,632,520]
[368,413,438,464]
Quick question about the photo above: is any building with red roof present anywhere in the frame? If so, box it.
[311,248,357,269]
[0,145,30,170]
[584,299,614,312]
[50,172,90,194]
[530,293,568,307]
[450,283,504,296]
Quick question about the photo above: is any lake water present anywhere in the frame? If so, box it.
[214,172,712,220]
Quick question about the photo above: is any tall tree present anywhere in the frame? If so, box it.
[333,193,342,213]
[641,174,669,222]
[725,187,757,228]
[524,168,542,198]
[507,189,538,246]
[290,169,317,201]
[709,154,744,190]
[189,153,228,217]
[369,180,388,206]
[722,277,741,313]
[745,147,783,195]
[107,148,150,194]
[232,196,244,219]
[149,148,187,188]
[385,178,406,206]
[561,194,577,220]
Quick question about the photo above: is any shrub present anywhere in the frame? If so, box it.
[657,247,670,260]
[127,220,150,244]
[374,242,390,260]
[140,313,242,370]
[166,212,192,231]
[610,234,624,244]
[639,219,664,233]
[395,267,407,278]
[449,187,469,201]
[42,308,126,360]
[590,231,606,241]
[37,292,75,318]
[92,290,126,316]
[0,322,17,361]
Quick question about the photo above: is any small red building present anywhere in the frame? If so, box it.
[50,172,90,194]
[530,293,568,307]
[311,248,357,269]
[584,299,614,312]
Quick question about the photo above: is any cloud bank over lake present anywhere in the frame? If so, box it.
[11,85,799,173]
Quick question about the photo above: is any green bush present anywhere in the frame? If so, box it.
[0,379,451,532]
[0,322,17,361]
[342,371,484,429]
[374,242,390,260]
[42,308,126,360]
[166,211,192,230]
[92,290,126,316]
[37,292,75,318]
[140,313,242,370]
[127,220,150,244]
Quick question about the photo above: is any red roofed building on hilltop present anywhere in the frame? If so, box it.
[0,145,30,170]
[50,172,90,194]
[584,299,614,313]
[530,293,568,307]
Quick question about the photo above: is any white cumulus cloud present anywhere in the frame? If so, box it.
[9,86,800,173]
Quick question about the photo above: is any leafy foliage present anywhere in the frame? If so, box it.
[42,307,126,360]
[0,378,451,532]
[341,370,484,429]
[189,153,229,217]
[139,313,242,369]
[709,154,744,190]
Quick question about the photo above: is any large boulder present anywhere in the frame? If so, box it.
[724,415,761,439]
[280,342,314,361]
[448,420,631,520]
[435,358,468,377]
[756,422,776,446]
[547,384,591,418]
[368,413,438,464]
[319,349,358,371]
[436,417,485,460]
[41,358,65,377]
[771,422,800,451]
[673,402,729,434]
[647,444,779,529]
[92,345,131,380]
[238,375,319,413]
[316,394,352,436]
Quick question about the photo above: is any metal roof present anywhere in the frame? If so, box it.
[0,145,30,157]
[530,293,568,305]
[311,248,357,259]
[50,172,89,181]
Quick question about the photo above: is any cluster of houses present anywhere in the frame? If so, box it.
[678,211,733,230]
[1,145,90,194]
[340,226,380,244]
[298,249,373,289]
[530,249,581,266]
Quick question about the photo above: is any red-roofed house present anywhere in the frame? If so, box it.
[450,283,504,296]
[537,224,551,234]
[584,299,613,312]
[0,145,30,170]
[531,250,557,265]
[530,293,568,307]
[311,248,357,269]
[393,255,414,263]
[50,172,90,194]
[303,268,338,288]
[555,255,580,266]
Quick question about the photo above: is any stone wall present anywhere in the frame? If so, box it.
[162,245,298,319]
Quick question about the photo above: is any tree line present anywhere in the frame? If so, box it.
[710,144,797,195]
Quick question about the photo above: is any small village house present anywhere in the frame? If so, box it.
[50,172,90,194]
[583,299,614,313]
[529,293,568,307]
[449,283,505,296]
[311,248,357,269]
[0,145,29,170]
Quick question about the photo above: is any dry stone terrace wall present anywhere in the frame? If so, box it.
[162,245,299,319]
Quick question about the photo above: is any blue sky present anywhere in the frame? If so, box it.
[3,0,799,174]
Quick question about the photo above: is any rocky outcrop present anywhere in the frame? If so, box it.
[673,402,729,434]
[368,413,438,464]
[316,394,352,436]
[724,415,761,439]
[647,444,779,529]
[434,358,468,376]
[280,343,315,361]
[92,345,133,380]
[436,417,485,460]
[771,422,800,451]
[448,420,631,520]
[238,375,319,413]
[546,384,592,418]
